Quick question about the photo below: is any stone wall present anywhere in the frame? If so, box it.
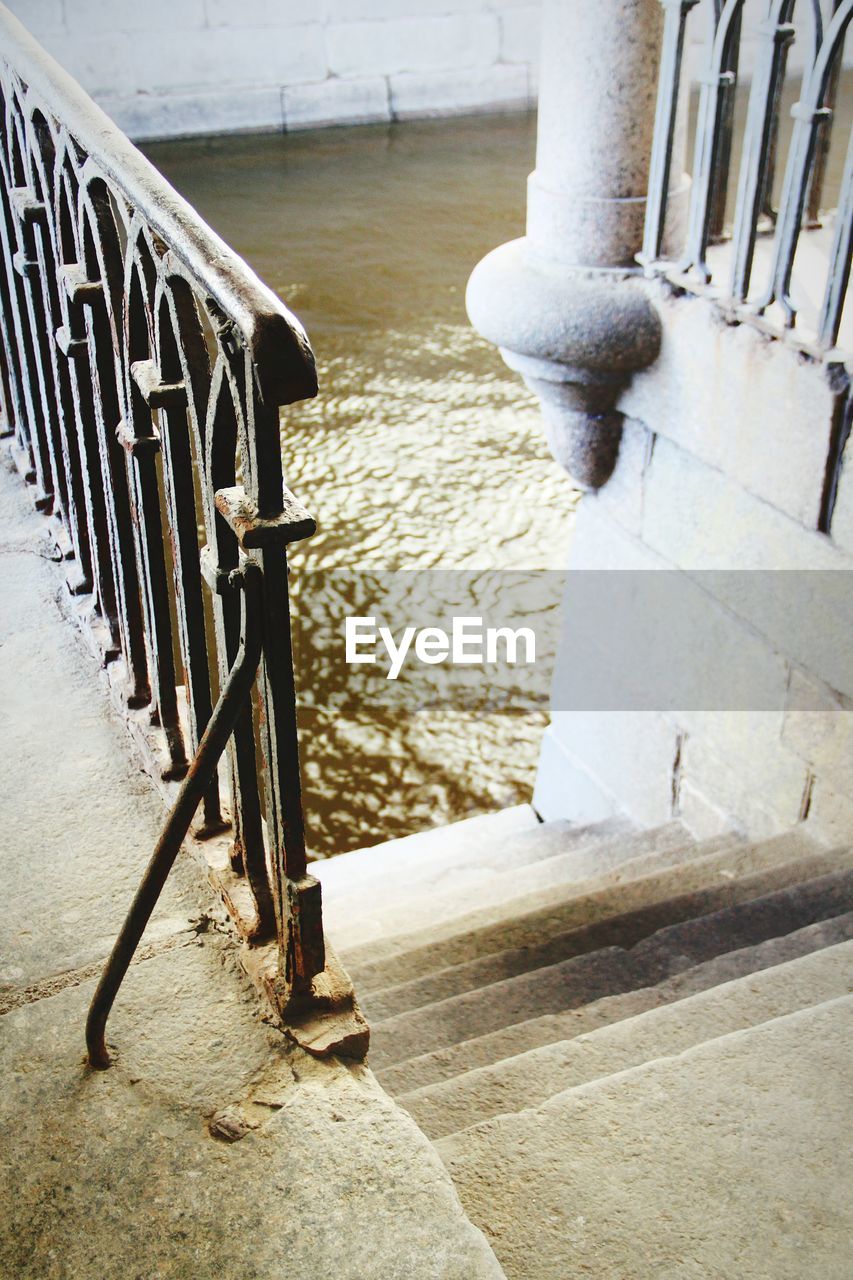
[12,0,847,142]
[7,0,540,139]
[534,289,853,846]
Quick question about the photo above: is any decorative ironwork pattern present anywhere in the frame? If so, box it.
[0,4,329,1048]
[642,0,852,356]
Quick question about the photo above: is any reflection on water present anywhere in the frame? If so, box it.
[143,115,578,857]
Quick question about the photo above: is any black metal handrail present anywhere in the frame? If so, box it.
[641,0,851,357]
[0,3,328,1061]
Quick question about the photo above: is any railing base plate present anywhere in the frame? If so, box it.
[243,941,370,1062]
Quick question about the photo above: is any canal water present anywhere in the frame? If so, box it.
[144,114,578,858]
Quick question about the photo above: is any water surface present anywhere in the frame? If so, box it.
[144,115,578,856]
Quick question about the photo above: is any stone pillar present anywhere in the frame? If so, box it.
[467,0,681,489]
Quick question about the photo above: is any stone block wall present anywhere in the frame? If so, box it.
[6,0,540,139]
[9,0,849,140]
[535,287,853,846]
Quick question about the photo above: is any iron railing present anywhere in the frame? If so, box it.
[0,4,345,1064]
[641,0,852,357]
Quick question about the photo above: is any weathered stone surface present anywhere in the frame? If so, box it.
[357,831,825,1022]
[4,0,63,35]
[681,732,809,840]
[360,833,749,1020]
[326,0,485,15]
[314,804,540,899]
[390,64,530,119]
[467,243,662,373]
[283,75,390,130]
[0,459,204,993]
[621,286,840,528]
[678,777,737,841]
[805,777,853,847]
[59,21,329,96]
[783,669,853,803]
[326,14,501,79]
[640,434,853,699]
[322,817,656,954]
[343,826,818,995]
[341,823,697,984]
[376,912,853,1096]
[546,709,680,829]
[588,415,652,537]
[499,5,540,65]
[464,0,668,493]
[538,497,819,837]
[528,0,663,265]
[401,939,853,1138]
[532,725,620,825]
[101,87,284,140]
[437,998,853,1279]
[829,425,853,557]
[563,498,794,713]
[0,457,503,1279]
[367,864,853,1069]
[0,966,504,1280]
[6,0,542,142]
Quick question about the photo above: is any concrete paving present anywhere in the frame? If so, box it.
[0,455,504,1279]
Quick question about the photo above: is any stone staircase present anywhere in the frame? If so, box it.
[315,806,853,1279]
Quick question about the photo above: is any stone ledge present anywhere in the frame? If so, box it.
[620,284,842,529]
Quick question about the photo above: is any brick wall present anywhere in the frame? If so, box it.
[7,0,541,139]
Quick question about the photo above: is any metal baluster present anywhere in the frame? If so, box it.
[11,180,65,517]
[27,135,93,591]
[708,4,742,243]
[121,253,187,776]
[86,561,266,1069]
[152,290,224,830]
[754,0,852,328]
[229,354,324,990]
[641,0,700,269]
[806,0,843,227]
[817,123,853,350]
[729,0,796,301]
[5,105,55,503]
[0,160,31,469]
[757,3,824,256]
[79,192,150,703]
[681,0,746,281]
[55,170,120,651]
[0,1,335,1056]
[203,358,276,938]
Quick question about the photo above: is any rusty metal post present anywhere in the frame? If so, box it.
[85,562,264,1069]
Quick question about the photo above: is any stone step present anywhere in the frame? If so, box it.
[375,912,853,1095]
[376,911,853,1096]
[324,818,685,952]
[368,865,853,1069]
[315,806,633,906]
[343,829,821,993]
[343,819,768,988]
[435,996,853,1280]
[399,938,853,1139]
[318,814,636,946]
[359,835,838,1021]
[312,804,541,896]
